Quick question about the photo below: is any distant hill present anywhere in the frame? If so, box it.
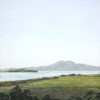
[27,61,100,71]
[0,61,100,71]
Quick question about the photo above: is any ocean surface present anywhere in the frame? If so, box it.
[0,71,100,81]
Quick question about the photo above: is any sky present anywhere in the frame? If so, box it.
[0,0,100,68]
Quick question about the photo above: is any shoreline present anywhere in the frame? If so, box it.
[0,74,100,87]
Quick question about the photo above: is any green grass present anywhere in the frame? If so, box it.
[23,75,100,89]
[0,75,100,99]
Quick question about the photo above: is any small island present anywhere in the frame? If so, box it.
[1,68,37,72]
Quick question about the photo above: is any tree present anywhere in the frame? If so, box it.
[23,89,33,100]
[9,85,23,100]
[95,92,100,100]
[42,94,51,100]
[0,93,10,100]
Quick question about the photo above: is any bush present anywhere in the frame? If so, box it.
[0,93,10,100]
[0,85,100,100]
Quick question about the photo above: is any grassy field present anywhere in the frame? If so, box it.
[0,75,100,99]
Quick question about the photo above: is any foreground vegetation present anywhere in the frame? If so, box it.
[0,74,100,100]
[0,85,100,100]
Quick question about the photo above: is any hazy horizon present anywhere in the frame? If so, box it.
[0,0,100,68]
[0,60,100,69]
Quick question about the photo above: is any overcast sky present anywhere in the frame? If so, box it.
[0,0,100,68]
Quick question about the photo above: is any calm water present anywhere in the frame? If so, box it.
[0,71,100,81]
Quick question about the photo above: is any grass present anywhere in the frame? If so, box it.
[23,75,100,89]
[0,75,100,99]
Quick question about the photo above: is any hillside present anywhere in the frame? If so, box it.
[0,61,100,71]
[28,61,100,71]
